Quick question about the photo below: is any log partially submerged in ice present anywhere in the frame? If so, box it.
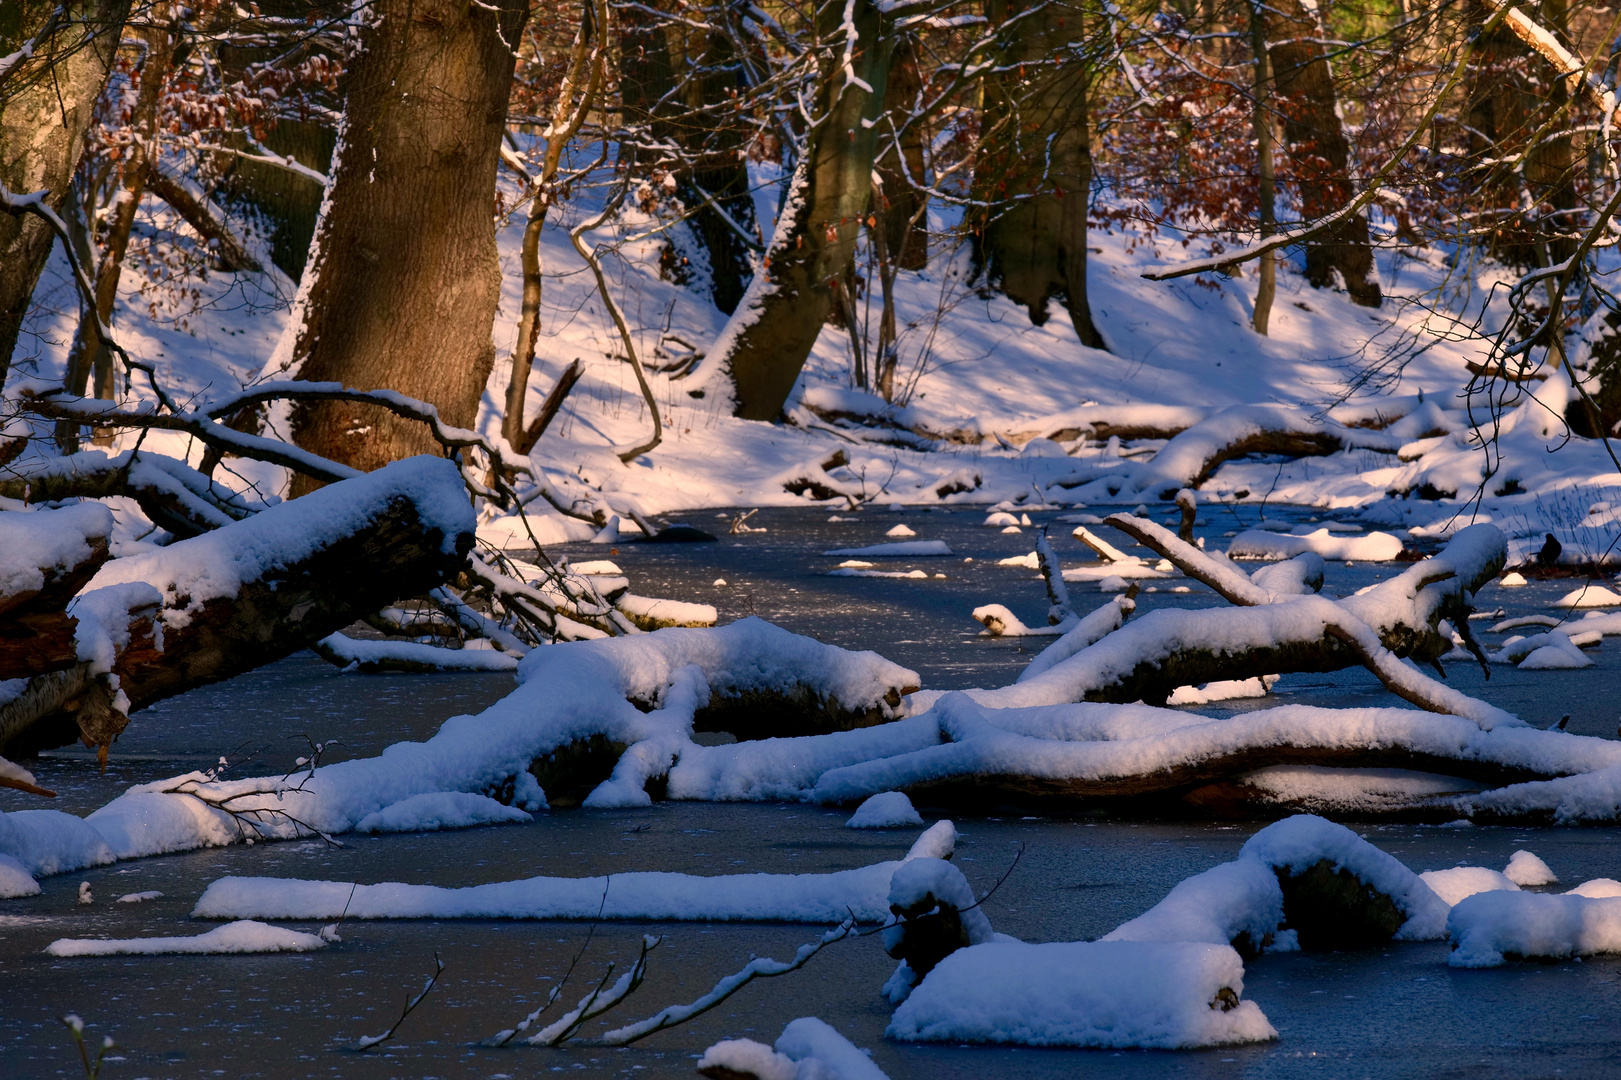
[0,457,476,756]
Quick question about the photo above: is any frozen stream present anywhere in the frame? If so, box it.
[5,504,1621,1078]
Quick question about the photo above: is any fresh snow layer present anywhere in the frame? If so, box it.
[353,791,533,833]
[0,853,39,898]
[1552,586,1621,609]
[46,920,326,957]
[700,1017,890,1080]
[846,791,923,828]
[1504,850,1558,887]
[1418,867,1520,906]
[1448,892,1621,967]
[0,502,113,601]
[1567,879,1621,898]
[192,823,954,923]
[1227,529,1403,562]
[823,541,953,557]
[317,634,520,672]
[886,940,1276,1048]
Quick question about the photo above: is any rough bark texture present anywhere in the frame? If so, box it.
[972,0,1104,347]
[701,0,893,420]
[1264,0,1381,306]
[0,0,133,379]
[876,31,928,271]
[0,493,475,756]
[284,0,527,493]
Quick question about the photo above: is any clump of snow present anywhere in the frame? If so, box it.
[569,560,623,575]
[0,853,40,898]
[1448,891,1621,967]
[825,541,952,557]
[1228,529,1403,562]
[887,940,1276,1048]
[1504,850,1558,887]
[1567,879,1621,898]
[886,524,917,538]
[983,512,1020,527]
[1499,572,1529,587]
[46,920,326,957]
[847,792,923,828]
[116,890,163,903]
[699,1017,890,1080]
[354,792,533,833]
[318,634,521,672]
[1418,867,1520,906]
[1519,643,1591,669]
[193,823,957,923]
[1167,676,1276,706]
[1552,585,1621,609]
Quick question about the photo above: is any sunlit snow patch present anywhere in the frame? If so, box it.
[354,791,535,834]
[825,541,952,557]
[1228,529,1403,561]
[1552,585,1621,609]
[1504,850,1558,887]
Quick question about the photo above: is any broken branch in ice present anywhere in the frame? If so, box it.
[353,953,445,1051]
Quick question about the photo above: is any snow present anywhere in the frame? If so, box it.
[1418,867,1520,906]
[887,940,1276,1048]
[192,822,956,923]
[354,791,533,833]
[1552,585,1621,609]
[1568,879,1621,899]
[824,541,953,557]
[886,524,917,537]
[1227,528,1403,562]
[1166,676,1276,705]
[1107,816,1450,948]
[846,791,923,828]
[0,853,39,898]
[116,890,163,903]
[1500,572,1529,586]
[1504,850,1558,887]
[0,809,115,877]
[0,502,113,601]
[317,634,521,672]
[1448,892,1621,967]
[699,1017,890,1080]
[46,920,327,957]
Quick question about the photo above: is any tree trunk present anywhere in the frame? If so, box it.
[972,0,1104,347]
[64,10,181,412]
[0,0,133,382]
[1264,0,1380,306]
[277,0,528,493]
[1249,2,1276,335]
[691,0,893,421]
[1462,0,1546,268]
[876,31,928,272]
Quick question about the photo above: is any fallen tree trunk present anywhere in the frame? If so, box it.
[0,503,114,680]
[0,456,476,757]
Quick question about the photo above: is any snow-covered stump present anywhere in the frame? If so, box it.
[0,457,476,757]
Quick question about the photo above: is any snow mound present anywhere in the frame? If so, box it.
[824,541,952,557]
[0,809,115,876]
[0,502,113,601]
[846,792,923,828]
[983,512,1020,527]
[1568,879,1621,898]
[1448,892,1621,967]
[1519,644,1592,669]
[1227,529,1403,562]
[1552,586,1621,609]
[886,524,917,538]
[1418,867,1519,906]
[1499,572,1529,587]
[1167,676,1275,705]
[0,853,40,898]
[1504,850,1558,887]
[700,1017,890,1080]
[887,940,1276,1048]
[354,792,533,834]
[46,920,327,957]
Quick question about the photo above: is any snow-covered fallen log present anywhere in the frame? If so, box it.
[0,503,113,681]
[46,920,327,957]
[192,822,954,923]
[0,456,477,756]
[1448,891,1621,967]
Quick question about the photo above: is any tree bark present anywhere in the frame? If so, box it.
[0,0,133,381]
[1264,0,1380,306]
[971,0,1104,347]
[692,0,894,421]
[1249,0,1277,335]
[280,0,528,493]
